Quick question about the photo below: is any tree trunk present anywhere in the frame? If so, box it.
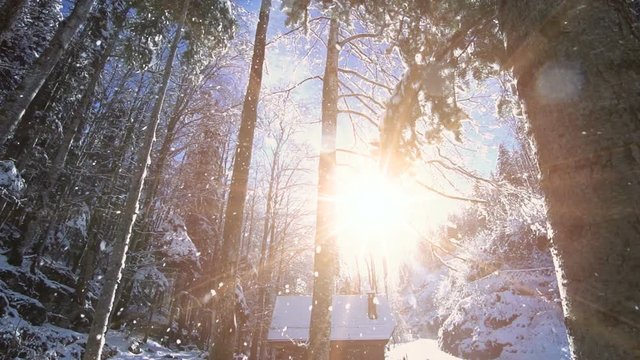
[82,2,190,358]
[0,0,28,42]
[249,152,279,360]
[0,0,95,147]
[499,1,640,358]
[28,4,129,272]
[143,287,160,343]
[211,0,271,358]
[49,4,128,182]
[306,16,340,360]
[74,72,143,308]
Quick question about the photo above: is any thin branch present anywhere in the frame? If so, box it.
[434,147,497,187]
[338,93,385,109]
[266,17,327,47]
[338,68,393,91]
[338,31,381,47]
[338,109,379,129]
[416,180,487,204]
[269,75,323,96]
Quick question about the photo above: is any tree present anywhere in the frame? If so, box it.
[281,4,400,358]
[0,0,96,147]
[14,0,131,271]
[212,0,271,358]
[356,0,640,357]
[82,2,191,358]
[288,1,640,358]
[498,1,640,358]
[306,15,340,360]
[0,0,29,42]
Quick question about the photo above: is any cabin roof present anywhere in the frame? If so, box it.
[267,295,396,343]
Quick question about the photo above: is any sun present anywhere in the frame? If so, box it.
[332,162,462,292]
[335,170,418,269]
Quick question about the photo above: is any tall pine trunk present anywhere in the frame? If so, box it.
[0,0,95,147]
[499,1,640,358]
[211,0,271,358]
[306,16,340,360]
[82,2,190,358]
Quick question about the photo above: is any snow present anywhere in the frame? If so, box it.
[106,331,205,359]
[64,203,90,238]
[0,317,87,359]
[159,212,200,265]
[387,339,461,360]
[267,295,396,342]
[0,294,204,360]
[133,265,170,291]
[0,160,25,198]
[438,286,570,359]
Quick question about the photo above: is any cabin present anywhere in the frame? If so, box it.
[267,294,396,360]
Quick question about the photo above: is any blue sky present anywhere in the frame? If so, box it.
[232,0,519,226]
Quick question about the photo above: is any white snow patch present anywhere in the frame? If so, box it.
[387,339,461,360]
[0,160,25,198]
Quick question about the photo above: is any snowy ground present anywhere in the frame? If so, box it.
[106,331,205,359]
[387,339,461,360]
[109,337,458,360]
[109,337,456,360]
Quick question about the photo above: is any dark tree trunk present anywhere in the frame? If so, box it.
[82,2,190,358]
[306,16,340,360]
[211,0,271,358]
[499,1,640,358]
[0,0,28,42]
[0,0,96,147]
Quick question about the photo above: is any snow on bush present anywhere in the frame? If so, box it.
[437,270,570,359]
[64,202,90,239]
[158,212,200,267]
[395,144,572,359]
[396,262,447,338]
[133,265,170,292]
[430,193,570,359]
[0,160,25,199]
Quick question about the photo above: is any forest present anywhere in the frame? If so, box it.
[0,0,639,359]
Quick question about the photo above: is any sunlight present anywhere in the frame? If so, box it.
[335,169,418,271]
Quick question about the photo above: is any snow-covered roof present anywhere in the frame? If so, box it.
[267,295,396,343]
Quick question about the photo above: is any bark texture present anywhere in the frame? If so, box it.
[306,16,340,360]
[212,0,271,358]
[82,2,190,358]
[0,0,95,147]
[499,1,640,358]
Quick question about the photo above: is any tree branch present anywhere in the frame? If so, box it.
[338,68,393,91]
[338,31,381,47]
[416,180,487,204]
[337,109,379,129]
